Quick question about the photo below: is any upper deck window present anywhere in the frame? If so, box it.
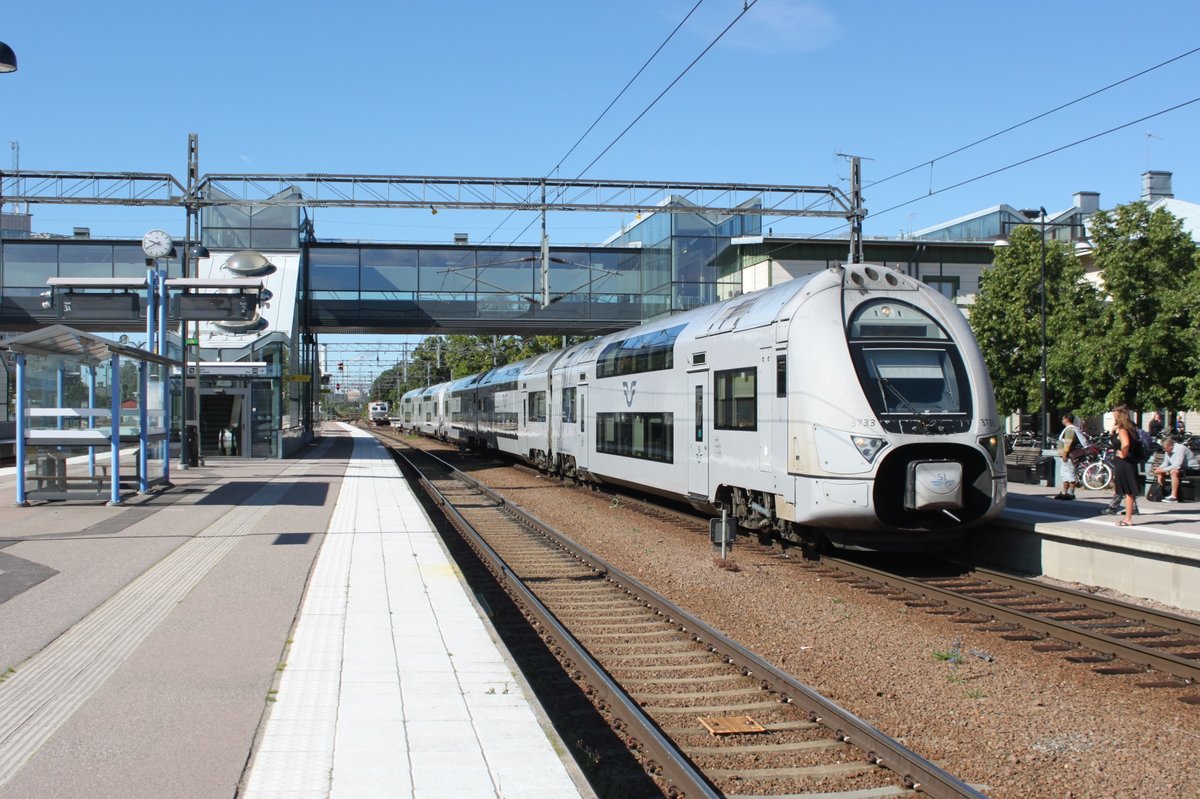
[596,324,686,379]
[849,301,947,341]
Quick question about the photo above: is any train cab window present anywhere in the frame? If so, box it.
[714,367,757,431]
[848,300,971,433]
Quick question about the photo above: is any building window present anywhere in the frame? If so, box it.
[596,412,673,463]
[714,367,757,431]
[922,275,960,301]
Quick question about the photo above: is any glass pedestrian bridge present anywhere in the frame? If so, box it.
[303,242,649,335]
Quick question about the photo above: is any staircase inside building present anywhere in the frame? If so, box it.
[199,394,242,457]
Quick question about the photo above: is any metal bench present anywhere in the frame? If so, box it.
[1006,445,1050,485]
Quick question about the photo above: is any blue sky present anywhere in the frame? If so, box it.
[3,1,1199,246]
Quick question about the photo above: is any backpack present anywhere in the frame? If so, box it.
[1146,482,1164,502]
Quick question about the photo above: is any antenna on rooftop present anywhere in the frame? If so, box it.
[1145,131,1162,170]
[7,140,26,214]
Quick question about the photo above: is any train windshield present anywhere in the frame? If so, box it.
[848,300,971,433]
[860,348,962,415]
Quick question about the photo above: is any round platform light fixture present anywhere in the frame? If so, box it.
[224,250,276,277]
[0,42,17,73]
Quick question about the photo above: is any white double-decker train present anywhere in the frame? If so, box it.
[400,264,1006,550]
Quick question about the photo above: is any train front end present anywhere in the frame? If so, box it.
[788,264,1006,550]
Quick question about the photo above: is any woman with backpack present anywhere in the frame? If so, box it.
[1111,406,1142,526]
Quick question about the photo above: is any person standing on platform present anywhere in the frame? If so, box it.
[1149,410,1164,439]
[1054,411,1087,500]
[1111,406,1142,526]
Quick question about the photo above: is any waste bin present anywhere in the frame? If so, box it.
[1038,455,1056,487]
[36,450,67,491]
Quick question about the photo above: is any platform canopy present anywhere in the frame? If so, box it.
[0,324,178,367]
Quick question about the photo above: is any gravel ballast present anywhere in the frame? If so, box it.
[413,441,1200,799]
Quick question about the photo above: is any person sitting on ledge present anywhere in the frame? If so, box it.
[1153,436,1200,503]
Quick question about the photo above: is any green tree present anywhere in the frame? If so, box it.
[1181,248,1200,411]
[1084,202,1199,413]
[968,224,1102,419]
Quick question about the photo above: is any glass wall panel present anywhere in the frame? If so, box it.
[59,244,114,278]
[672,211,714,236]
[251,229,300,250]
[420,248,477,293]
[475,250,534,294]
[361,248,418,292]
[309,248,361,291]
[114,245,151,277]
[3,242,58,287]
[673,236,717,283]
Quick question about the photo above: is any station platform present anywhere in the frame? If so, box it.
[987,480,1200,613]
[0,423,588,798]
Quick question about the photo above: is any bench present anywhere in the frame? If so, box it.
[1006,445,1050,485]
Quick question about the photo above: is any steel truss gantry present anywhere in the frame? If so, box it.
[0,170,854,219]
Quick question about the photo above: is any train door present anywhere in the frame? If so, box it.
[759,347,775,474]
[575,384,588,470]
[688,370,709,498]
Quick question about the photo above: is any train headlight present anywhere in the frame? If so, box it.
[978,433,1001,464]
[851,435,887,463]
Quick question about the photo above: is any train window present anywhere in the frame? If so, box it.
[695,385,703,442]
[596,324,686,379]
[597,412,674,463]
[714,368,757,431]
[580,396,585,432]
[849,301,948,340]
[562,387,577,423]
[776,354,786,398]
[528,391,547,423]
[861,348,963,415]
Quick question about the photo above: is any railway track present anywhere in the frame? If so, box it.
[387,437,987,799]
[810,557,1200,703]
[380,427,1200,703]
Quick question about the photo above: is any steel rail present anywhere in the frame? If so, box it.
[392,446,722,799]
[966,565,1200,639]
[824,557,1200,682]
[406,443,987,799]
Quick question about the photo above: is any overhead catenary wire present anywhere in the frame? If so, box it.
[761,94,1200,251]
[491,1,759,258]
[570,0,758,182]
[473,1,705,251]
[866,45,1200,191]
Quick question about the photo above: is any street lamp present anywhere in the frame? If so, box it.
[1019,207,1049,450]
[0,42,17,73]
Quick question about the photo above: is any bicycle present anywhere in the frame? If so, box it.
[1077,446,1115,491]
